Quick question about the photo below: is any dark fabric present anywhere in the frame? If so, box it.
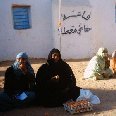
[47,48,61,60]
[36,59,80,107]
[0,65,36,112]
[4,66,35,98]
[12,61,34,78]
[0,92,35,112]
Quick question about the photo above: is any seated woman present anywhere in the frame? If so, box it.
[0,52,36,112]
[36,48,81,107]
[84,47,113,80]
[36,48,100,107]
[111,50,116,74]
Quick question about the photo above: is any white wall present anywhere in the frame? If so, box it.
[90,0,116,54]
[0,0,116,61]
[52,0,116,59]
[0,0,53,61]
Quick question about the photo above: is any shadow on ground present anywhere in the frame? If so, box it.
[89,88,116,112]
[0,89,115,116]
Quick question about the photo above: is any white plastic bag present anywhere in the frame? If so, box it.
[76,89,100,105]
[90,94,100,104]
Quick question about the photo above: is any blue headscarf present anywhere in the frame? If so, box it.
[16,52,28,59]
[12,52,34,77]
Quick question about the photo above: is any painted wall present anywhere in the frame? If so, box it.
[52,0,116,59]
[0,0,116,61]
[0,0,53,61]
[90,0,116,54]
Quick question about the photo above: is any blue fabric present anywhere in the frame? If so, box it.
[16,52,28,59]
[15,92,28,100]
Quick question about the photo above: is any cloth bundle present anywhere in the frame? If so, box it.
[63,99,93,114]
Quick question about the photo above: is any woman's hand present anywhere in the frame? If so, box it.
[51,75,59,82]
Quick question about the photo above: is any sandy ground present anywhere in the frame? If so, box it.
[0,58,116,116]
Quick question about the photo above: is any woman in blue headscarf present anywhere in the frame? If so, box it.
[0,52,36,112]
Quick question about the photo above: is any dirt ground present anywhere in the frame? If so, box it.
[0,58,116,116]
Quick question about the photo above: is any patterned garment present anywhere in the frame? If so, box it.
[63,99,93,114]
[111,50,116,74]
[112,50,116,58]
[84,48,113,80]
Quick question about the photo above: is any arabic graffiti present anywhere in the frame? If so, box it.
[59,10,92,36]
[62,11,91,21]
[61,25,92,35]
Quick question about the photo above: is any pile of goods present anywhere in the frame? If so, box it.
[63,99,93,114]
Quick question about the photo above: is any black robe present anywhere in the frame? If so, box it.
[36,60,81,107]
[4,66,35,98]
